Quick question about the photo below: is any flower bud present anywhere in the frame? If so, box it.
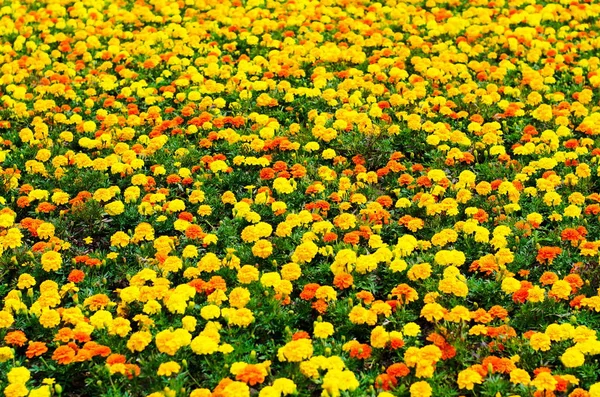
[570,315,577,324]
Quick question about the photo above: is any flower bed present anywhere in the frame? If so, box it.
[1,0,600,396]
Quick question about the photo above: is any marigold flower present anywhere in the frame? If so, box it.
[52,345,76,365]
[157,361,181,376]
[457,368,483,390]
[40,251,62,272]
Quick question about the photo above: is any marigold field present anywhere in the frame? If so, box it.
[2,0,600,396]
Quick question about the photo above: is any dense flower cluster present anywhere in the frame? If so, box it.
[0,0,600,395]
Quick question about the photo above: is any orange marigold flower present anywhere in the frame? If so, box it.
[349,343,372,359]
[564,274,583,294]
[333,273,353,290]
[26,341,48,358]
[300,284,320,300]
[36,202,56,213]
[356,290,375,305]
[323,232,338,242]
[375,374,397,391]
[391,284,419,305]
[68,269,85,283]
[536,247,562,264]
[185,224,206,240]
[52,345,76,364]
[311,299,328,314]
[235,365,266,386]
[17,196,31,208]
[292,331,310,340]
[83,294,110,311]
[488,305,508,320]
[4,331,27,347]
[539,272,558,285]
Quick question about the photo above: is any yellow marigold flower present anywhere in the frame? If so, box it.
[501,277,521,294]
[104,200,125,216]
[278,339,313,362]
[527,286,545,303]
[529,332,551,351]
[39,309,60,328]
[222,381,250,396]
[531,372,557,391]
[127,331,152,353]
[457,368,483,390]
[322,369,359,396]
[420,303,446,322]
[36,223,55,240]
[161,256,183,274]
[252,239,273,258]
[182,245,198,259]
[110,231,130,247]
[281,263,302,281]
[190,389,211,397]
[403,323,421,337]
[410,381,432,397]
[17,274,36,290]
[551,280,572,300]
[348,306,377,325]
[292,241,319,263]
[4,383,29,397]
[315,286,337,301]
[223,308,255,327]
[109,318,132,337]
[90,310,113,329]
[509,368,530,385]
[590,383,600,397]
[7,366,30,384]
[82,121,96,132]
[182,316,197,332]
[41,251,62,272]
[561,347,585,368]
[229,288,251,309]
[370,326,390,348]
[234,266,258,285]
[198,253,221,273]
[156,329,190,356]
[190,335,219,355]
[120,286,140,304]
[0,346,14,362]
[203,233,218,245]
[272,378,296,395]
[272,177,296,194]
[209,160,229,173]
[407,263,432,281]
[334,213,356,230]
[314,322,334,339]
[157,361,181,376]
[219,190,237,205]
